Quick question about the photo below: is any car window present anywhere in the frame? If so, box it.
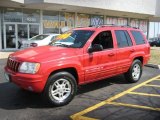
[115,30,133,48]
[50,30,94,48]
[30,35,49,40]
[131,31,145,45]
[92,31,113,50]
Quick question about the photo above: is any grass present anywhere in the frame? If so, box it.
[149,47,160,65]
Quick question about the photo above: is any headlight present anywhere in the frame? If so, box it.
[19,62,40,74]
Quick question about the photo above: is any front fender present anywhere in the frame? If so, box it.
[40,60,84,85]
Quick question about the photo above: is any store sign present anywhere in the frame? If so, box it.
[106,17,118,25]
[139,20,148,33]
[26,17,37,22]
[43,20,59,28]
[130,19,139,28]
[91,16,104,26]
[60,12,75,28]
[106,17,127,26]
[43,20,72,29]
[77,14,90,27]
[117,18,128,26]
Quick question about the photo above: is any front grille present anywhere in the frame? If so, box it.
[7,58,21,72]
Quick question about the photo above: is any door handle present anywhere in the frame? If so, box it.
[108,53,115,56]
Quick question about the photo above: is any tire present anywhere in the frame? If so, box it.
[124,59,142,83]
[43,72,77,106]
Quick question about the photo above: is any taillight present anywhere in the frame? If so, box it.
[30,43,38,47]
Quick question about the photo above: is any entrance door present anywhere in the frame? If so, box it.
[4,24,17,49]
[29,24,39,38]
[4,23,40,50]
[17,24,28,49]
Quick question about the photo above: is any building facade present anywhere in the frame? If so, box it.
[0,0,160,51]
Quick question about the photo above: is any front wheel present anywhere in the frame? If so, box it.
[43,72,77,106]
[124,60,142,83]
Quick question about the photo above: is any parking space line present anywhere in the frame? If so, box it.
[71,75,160,120]
[74,116,99,120]
[108,102,160,112]
[128,91,160,97]
[144,84,160,88]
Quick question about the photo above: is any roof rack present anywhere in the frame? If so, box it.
[88,24,139,29]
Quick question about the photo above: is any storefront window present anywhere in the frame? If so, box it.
[90,15,104,26]
[130,19,139,28]
[43,11,59,34]
[77,13,90,27]
[106,17,118,25]
[60,12,75,33]
[0,8,4,49]
[4,8,22,22]
[29,25,39,38]
[117,17,128,26]
[23,9,40,23]
[106,17,128,26]
[139,20,148,36]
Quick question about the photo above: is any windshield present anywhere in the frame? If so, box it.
[50,30,94,48]
[30,35,49,40]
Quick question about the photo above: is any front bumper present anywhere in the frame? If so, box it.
[4,67,47,93]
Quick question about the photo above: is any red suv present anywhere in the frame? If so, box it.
[4,25,150,106]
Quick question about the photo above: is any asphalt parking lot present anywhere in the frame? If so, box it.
[0,53,160,120]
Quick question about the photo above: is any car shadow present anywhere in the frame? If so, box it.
[0,74,129,110]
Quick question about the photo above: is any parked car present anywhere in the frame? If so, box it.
[21,33,60,48]
[149,39,160,47]
[4,25,150,106]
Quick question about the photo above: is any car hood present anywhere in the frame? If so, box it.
[10,46,81,62]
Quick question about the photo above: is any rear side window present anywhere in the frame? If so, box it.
[131,31,145,45]
[115,30,133,48]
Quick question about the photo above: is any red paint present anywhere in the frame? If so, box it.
[4,26,150,93]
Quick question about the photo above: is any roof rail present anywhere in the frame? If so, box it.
[88,24,139,29]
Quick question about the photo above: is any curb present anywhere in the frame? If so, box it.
[145,64,160,69]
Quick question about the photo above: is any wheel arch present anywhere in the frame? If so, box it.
[48,67,79,84]
[133,56,144,65]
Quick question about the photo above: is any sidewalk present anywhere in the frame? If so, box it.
[0,52,13,59]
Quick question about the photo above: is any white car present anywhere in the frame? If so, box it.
[21,33,60,49]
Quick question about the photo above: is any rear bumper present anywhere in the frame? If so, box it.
[4,67,47,93]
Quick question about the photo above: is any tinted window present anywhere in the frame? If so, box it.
[131,31,145,45]
[92,31,113,50]
[124,31,132,46]
[115,30,133,48]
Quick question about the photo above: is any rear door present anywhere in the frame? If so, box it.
[114,30,135,74]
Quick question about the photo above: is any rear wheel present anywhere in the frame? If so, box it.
[43,72,77,106]
[124,59,142,83]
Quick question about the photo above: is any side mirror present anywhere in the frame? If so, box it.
[88,44,103,53]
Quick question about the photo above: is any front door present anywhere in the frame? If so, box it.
[4,23,40,50]
[84,30,116,82]
[4,24,17,49]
